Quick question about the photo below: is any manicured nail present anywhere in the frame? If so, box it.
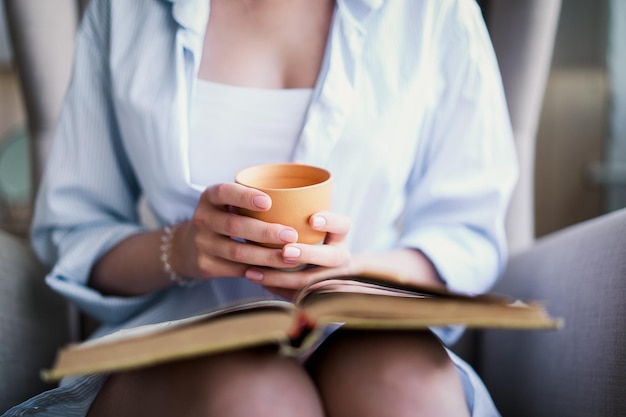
[246,269,264,281]
[252,195,271,210]
[283,246,301,258]
[312,215,326,229]
[279,229,298,243]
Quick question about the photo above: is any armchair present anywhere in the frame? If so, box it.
[0,232,68,412]
[1,0,79,412]
[2,1,625,416]
[482,207,626,416]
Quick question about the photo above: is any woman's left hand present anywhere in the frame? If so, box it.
[244,210,354,299]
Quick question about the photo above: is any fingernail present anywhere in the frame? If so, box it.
[279,229,298,243]
[283,246,301,258]
[312,215,326,229]
[246,269,264,281]
[252,195,271,210]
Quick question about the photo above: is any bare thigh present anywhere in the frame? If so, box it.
[87,346,324,417]
[306,329,471,417]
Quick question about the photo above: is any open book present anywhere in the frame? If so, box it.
[42,272,562,381]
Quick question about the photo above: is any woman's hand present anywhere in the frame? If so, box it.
[171,183,310,279]
[90,182,438,299]
[244,210,354,299]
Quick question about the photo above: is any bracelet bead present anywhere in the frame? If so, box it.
[160,224,195,287]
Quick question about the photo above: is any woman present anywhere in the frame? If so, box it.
[3,0,517,416]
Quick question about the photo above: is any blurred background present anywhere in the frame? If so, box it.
[0,4,29,237]
[0,0,623,240]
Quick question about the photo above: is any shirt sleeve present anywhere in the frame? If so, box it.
[30,0,161,325]
[397,0,519,295]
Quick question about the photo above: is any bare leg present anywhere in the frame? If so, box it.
[307,329,471,417]
[87,346,324,417]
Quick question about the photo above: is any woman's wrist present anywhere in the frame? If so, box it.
[351,248,443,288]
[161,222,196,287]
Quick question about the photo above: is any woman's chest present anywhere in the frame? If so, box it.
[198,0,334,89]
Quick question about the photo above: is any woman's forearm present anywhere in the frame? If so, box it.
[352,248,444,288]
[89,228,175,296]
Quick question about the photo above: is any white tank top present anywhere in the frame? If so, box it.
[187,80,314,188]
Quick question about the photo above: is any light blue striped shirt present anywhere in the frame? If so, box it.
[30,0,517,327]
[5,0,514,415]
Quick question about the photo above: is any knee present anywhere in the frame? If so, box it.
[195,347,324,417]
[90,347,325,417]
[312,329,453,385]
[310,330,469,417]
[200,347,304,395]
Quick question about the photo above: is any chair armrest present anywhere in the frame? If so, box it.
[0,230,70,413]
[479,208,626,417]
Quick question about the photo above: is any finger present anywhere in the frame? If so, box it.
[207,210,299,246]
[180,234,251,279]
[203,183,272,212]
[187,248,289,283]
[282,242,350,268]
[201,235,303,269]
[246,264,354,291]
[245,267,319,290]
[309,211,351,244]
[194,256,250,280]
[261,285,298,301]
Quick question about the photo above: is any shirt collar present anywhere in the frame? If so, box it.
[339,0,384,23]
[161,0,383,33]
[162,0,209,35]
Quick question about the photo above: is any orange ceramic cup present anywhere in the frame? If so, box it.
[235,163,332,249]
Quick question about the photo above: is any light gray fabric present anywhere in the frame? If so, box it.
[0,230,69,414]
[480,208,626,417]
[486,0,562,254]
[4,0,80,194]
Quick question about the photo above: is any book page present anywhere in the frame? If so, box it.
[78,299,295,348]
[301,292,558,329]
[295,273,514,306]
[294,274,561,331]
[295,278,434,304]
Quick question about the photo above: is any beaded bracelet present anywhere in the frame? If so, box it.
[160,224,195,287]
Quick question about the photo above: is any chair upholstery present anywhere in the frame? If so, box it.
[1,1,81,412]
[0,230,68,413]
[481,207,626,417]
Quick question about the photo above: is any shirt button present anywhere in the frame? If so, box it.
[20,407,47,415]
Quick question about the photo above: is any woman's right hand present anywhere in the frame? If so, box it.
[170,183,301,280]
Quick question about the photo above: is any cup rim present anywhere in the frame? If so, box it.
[235,163,332,191]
